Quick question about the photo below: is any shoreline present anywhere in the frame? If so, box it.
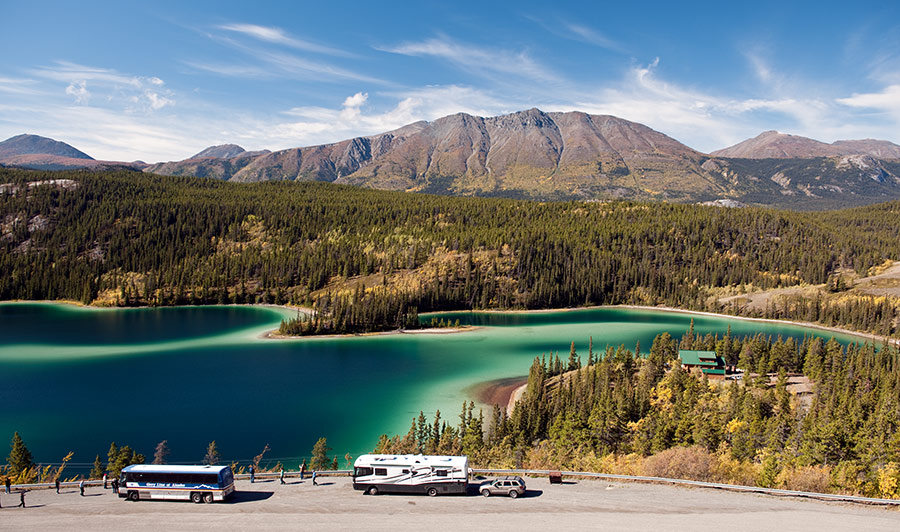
[262,325,480,340]
[428,304,898,346]
[468,376,528,415]
[3,300,895,347]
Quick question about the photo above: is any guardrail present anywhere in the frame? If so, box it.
[6,468,899,506]
[470,468,900,506]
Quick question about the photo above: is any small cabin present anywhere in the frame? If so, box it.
[679,350,727,380]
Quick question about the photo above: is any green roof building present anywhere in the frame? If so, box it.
[679,350,727,379]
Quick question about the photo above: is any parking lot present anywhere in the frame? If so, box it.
[1,475,898,531]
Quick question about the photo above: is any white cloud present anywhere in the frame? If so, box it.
[219,23,352,57]
[144,91,174,110]
[564,23,623,52]
[837,84,900,112]
[65,80,90,104]
[381,35,560,84]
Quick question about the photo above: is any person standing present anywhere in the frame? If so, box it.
[55,478,60,494]
[112,477,119,495]
[312,471,318,486]
[103,473,108,489]
[249,464,255,484]
[5,476,10,494]
[18,490,26,508]
[300,461,306,480]
[79,479,85,496]
[280,469,285,485]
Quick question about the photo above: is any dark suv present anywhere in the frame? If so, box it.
[479,476,526,498]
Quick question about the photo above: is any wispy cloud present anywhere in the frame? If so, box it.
[0,76,41,95]
[380,35,561,84]
[218,23,353,57]
[564,23,622,51]
[194,28,382,84]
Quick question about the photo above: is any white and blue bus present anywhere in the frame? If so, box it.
[119,464,235,503]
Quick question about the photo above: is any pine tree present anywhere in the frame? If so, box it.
[90,455,104,479]
[310,437,331,471]
[153,440,170,465]
[7,432,34,476]
[203,441,220,465]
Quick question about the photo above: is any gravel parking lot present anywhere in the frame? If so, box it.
[1,475,898,531]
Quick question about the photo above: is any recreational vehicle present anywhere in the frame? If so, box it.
[352,454,469,496]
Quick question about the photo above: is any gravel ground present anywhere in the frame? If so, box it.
[0,476,898,531]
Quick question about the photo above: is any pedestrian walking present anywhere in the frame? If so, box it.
[249,464,255,484]
[312,471,318,486]
[112,477,119,495]
[103,473,108,489]
[280,469,285,485]
[79,479,85,496]
[300,461,306,480]
[5,476,10,493]
[55,478,60,494]
[18,490,26,508]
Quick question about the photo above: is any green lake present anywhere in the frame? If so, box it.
[0,303,869,473]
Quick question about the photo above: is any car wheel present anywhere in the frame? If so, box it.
[366,486,378,496]
[427,487,438,497]
[481,489,490,497]
[509,490,519,499]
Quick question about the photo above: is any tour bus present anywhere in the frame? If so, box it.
[352,454,469,496]
[119,464,235,503]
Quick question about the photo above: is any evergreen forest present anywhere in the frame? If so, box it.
[376,330,900,499]
[1,167,899,339]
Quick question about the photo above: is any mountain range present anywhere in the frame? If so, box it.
[4,109,900,208]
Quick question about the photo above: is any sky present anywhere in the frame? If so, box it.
[2,0,900,162]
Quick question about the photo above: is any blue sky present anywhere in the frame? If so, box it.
[2,0,900,162]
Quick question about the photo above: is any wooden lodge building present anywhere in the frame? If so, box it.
[678,350,732,380]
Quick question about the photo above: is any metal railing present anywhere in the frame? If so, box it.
[5,468,900,507]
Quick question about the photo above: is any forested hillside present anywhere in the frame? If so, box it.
[377,330,900,498]
[1,167,899,338]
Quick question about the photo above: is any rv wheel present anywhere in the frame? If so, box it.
[427,487,438,497]
[191,492,203,503]
[366,486,379,496]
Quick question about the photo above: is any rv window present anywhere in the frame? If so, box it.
[354,467,374,477]
[435,470,448,476]
[374,468,387,476]
[402,469,409,474]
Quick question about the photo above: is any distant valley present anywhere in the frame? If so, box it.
[4,109,900,209]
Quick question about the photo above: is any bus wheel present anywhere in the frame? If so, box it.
[127,491,139,502]
[203,492,214,504]
[427,487,438,497]
[191,492,203,504]
[366,486,378,496]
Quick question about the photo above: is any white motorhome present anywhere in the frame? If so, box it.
[352,454,469,496]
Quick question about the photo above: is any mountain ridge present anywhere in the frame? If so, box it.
[4,110,900,208]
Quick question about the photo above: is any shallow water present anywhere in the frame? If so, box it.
[0,303,867,471]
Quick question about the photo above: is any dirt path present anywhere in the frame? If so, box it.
[1,476,897,531]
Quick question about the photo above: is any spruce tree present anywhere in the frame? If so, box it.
[7,432,34,476]
[203,441,220,465]
[90,455,104,479]
[153,440,170,465]
[310,437,331,471]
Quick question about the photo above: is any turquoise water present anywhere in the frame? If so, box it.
[0,303,868,471]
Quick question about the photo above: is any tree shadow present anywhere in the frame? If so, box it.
[229,491,275,503]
